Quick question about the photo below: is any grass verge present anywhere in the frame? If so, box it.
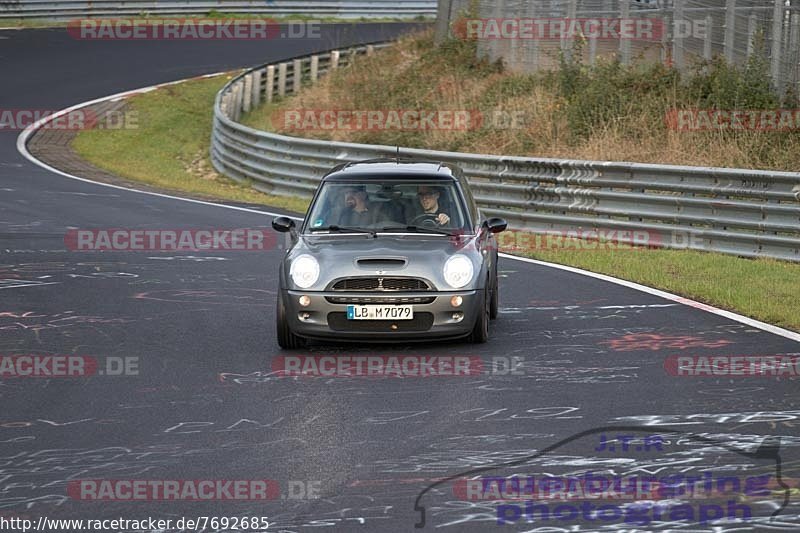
[0,18,64,29]
[71,73,309,214]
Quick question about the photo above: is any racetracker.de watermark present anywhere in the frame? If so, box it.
[64,229,277,251]
[490,229,718,253]
[0,355,138,377]
[665,354,800,377]
[666,109,800,131]
[273,109,528,132]
[454,18,664,41]
[66,19,320,40]
[495,229,662,252]
[271,355,486,377]
[66,479,320,500]
[0,109,138,131]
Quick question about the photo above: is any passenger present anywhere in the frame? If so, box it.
[337,185,386,227]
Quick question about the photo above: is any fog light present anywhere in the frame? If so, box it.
[450,296,463,308]
[452,312,464,321]
[299,295,311,307]
[300,312,311,321]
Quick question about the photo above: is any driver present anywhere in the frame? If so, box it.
[414,185,450,226]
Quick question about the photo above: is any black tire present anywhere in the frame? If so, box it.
[468,284,490,344]
[489,270,499,320]
[276,295,304,350]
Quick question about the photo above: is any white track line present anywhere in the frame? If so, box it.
[16,72,800,344]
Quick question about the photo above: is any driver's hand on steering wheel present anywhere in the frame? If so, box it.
[436,213,450,225]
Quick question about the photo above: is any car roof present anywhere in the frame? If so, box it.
[322,159,460,182]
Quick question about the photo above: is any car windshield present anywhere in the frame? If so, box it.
[303,180,469,234]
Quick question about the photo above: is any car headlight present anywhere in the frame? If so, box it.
[290,254,320,289]
[443,254,474,289]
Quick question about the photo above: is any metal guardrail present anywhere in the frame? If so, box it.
[0,1,437,20]
[211,44,800,262]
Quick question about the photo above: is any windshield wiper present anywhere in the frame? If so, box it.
[310,225,376,237]
[380,225,454,236]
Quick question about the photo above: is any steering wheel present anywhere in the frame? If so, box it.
[410,213,440,227]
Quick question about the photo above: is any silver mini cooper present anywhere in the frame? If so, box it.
[271,159,507,348]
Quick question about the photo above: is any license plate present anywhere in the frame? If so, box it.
[346,305,414,320]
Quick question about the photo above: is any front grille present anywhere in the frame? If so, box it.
[331,278,430,292]
[326,296,436,305]
[327,312,434,332]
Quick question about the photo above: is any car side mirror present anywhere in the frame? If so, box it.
[272,216,296,233]
[485,218,508,234]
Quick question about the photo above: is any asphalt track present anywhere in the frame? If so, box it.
[1,24,799,533]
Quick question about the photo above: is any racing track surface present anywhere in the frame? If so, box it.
[1,25,799,532]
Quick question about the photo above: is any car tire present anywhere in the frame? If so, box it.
[276,295,305,350]
[468,284,490,344]
[489,270,499,320]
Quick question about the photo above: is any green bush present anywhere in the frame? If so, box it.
[551,38,786,143]
[554,54,679,141]
[686,55,777,109]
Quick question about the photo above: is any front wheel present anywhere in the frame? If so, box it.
[276,295,305,349]
[489,270,499,320]
[468,286,490,344]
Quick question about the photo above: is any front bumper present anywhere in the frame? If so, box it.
[282,289,482,342]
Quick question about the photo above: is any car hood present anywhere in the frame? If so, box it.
[285,233,484,291]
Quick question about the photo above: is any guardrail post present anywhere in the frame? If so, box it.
[278,62,287,97]
[220,93,230,118]
[770,0,783,88]
[265,65,275,103]
[293,58,303,94]
[564,0,576,61]
[724,0,736,63]
[792,13,800,97]
[330,50,340,70]
[747,13,758,58]
[310,55,319,82]
[228,85,236,121]
[252,69,262,106]
[703,15,713,60]
[435,0,453,44]
[659,6,668,65]
[588,1,599,66]
[673,0,685,71]
[619,0,630,65]
[238,82,246,121]
[529,1,541,68]
[242,74,253,113]
[232,83,243,122]
[366,45,374,55]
